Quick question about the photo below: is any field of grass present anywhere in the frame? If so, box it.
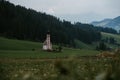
[0,57,120,80]
[0,36,120,80]
[0,37,43,50]
[0,37,99,58]
[0,49,99,58]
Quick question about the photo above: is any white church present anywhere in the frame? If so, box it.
[42,31,52,51]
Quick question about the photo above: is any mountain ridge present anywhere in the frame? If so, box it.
[91,16,120,31]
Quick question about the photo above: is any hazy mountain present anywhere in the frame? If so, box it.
[91,19,112,27]
[91,16,120,31]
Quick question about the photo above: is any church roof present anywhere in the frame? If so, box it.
[47,30,50,34]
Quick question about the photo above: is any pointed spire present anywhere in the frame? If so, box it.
[47,30,50,34]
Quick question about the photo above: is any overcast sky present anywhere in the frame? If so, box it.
[8,0,120,23]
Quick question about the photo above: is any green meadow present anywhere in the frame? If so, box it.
[0,36,120,80]
[1,32,120,59]
[0,37,99,58]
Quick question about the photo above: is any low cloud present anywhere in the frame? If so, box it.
[9,0,120,23]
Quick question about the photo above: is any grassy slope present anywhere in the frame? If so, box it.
[74,32,120,50]
[0,37,99,58]
[74,39,94,49]
[101,32,120,49]
[0,37,42,50]
[101,32,120,44]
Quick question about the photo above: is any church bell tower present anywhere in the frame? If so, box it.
[43,31,52,51]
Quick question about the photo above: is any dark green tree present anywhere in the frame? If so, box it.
[98,42,107,51]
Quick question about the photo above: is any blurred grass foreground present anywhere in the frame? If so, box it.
[0,49,120,80]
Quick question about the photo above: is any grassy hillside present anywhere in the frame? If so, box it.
[101,32,120,44]
[74,32,120,50]
[0,37,42,50]
[74,39,95,49]
[0,37,99,58]
[101,32,120,49]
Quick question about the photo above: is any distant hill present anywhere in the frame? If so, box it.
[91,16,120,31]
[91,19,112,27]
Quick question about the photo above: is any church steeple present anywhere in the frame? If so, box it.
[43,30,52,51]
[47,30,50,34]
